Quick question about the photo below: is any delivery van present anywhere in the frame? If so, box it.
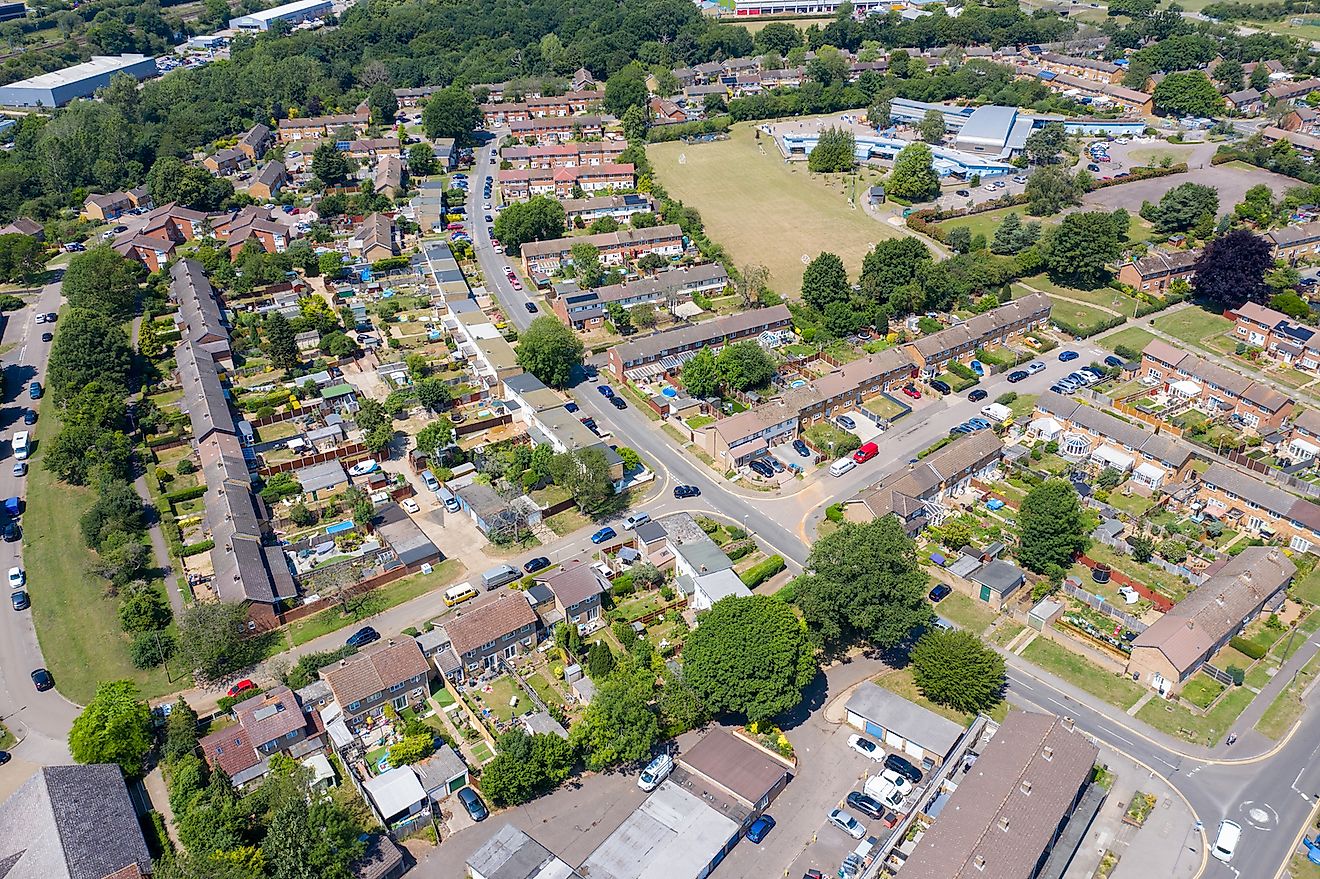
[853,442,879,464]
[12,431,28,461]
[437,485,460,513]
[638,753,674,791]
[481,564,519,590]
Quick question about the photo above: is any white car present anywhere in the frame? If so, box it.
[848,734,884,761]
[348,459,379,476]
[7,567,23,589]
[1212,820,1241,862]
[828,809,867,840]
[401,498,420,514]
[12,462,25,477]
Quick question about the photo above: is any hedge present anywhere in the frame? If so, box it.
[163,485,207,504]
[918,436,956,459]
[180,539,214,557]
[1052,312,1125,339]
[726,540,757,561]
[740,555,785,588]
[1228,636,1267,661]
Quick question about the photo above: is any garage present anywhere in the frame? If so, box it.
[843,681,967,768]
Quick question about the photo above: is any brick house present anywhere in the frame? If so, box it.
[1116,249,1199,295]
[501,141,627,170]
[539,563,607,629]
[507,115,604,144]
[520,224,684,276]
[322,640,432,729]
[1140,339,1295,433]
[607,304,791,381]
[237,122,273,161]
[199,685,325,786]
[902,293,1051,378]
[1268,221,1320,264]
[442,592,542,679]
[249,161,287,201]
[497,163,634,200]
[1197,463,1320,552]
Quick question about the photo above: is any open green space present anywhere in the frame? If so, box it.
[1020,636,1147,710]
[1021,275,1132,311]
[874,667,1007,727]
[937,206,1039,243]
[286,559,465,646]
[935,590,998,634]
[25,404,176,703]
[1136,683,1255,745]
[1289,854,1320,879]
[1043,295,1117,336]
[1101,326,1158,356]
[734,14,835,32]
[648,122,904,293]
[1256,650,1320,740]
[1126,146,1195,167]
[1151,308,1233,347]
[1004,393,1039,419]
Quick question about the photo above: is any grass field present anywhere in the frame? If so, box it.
[937,206,1037,243]
[1046,295,1116,335]
[1101,326,1157,355]
[1136,683,1254,745]
[935,591,998,634]
[734,14,834,32]
[1256,650,1320,739]
[1152,308,1233,347]
[648,122,903,293]
[1020,636,1147,710]
[1126,146,1195,167]
[1021,274,1134,312]
[25,403,175,703]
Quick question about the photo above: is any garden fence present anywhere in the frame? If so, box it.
[1062,579,1148,633]
[1199,663,1236,687]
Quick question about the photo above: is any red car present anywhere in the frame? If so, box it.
[853,441,879,464]
[227,679,256,697]
[903,386,921,399]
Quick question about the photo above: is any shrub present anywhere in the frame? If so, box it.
[726,540,757,561]
[825,503,844,523]
[175,459,196,475]
[1227,665,1245,686]
[179,539,214,557]
[740,555,786,588]
[995,392,1018,406]
[948,361,979,382]
[163,485,207,504]
[1229,636,1267,660]
[216,687,264,714]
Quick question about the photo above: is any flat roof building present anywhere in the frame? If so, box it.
[230,0,332,30]
[0,54,158,107]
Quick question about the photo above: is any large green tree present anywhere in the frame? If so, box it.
[62,246,143,319]
[422,85,482,145]
[910,628,1005,714]
[604,63,649,115]
[1024,166,1082,217]
[570,662,659,770]
[801,251,850,312]
[682,594,815,723]
[492,196,566,255]
[1045,211,1121,289]
[1017,478,1088,577]
[264,312,300,370]
[68,680,153,776]
[886,142,939,201]
[1139,182,1219,234]
[0,233,45,284]
[145,155,234,210]
[1153,70,1224,117]
[716,340,775,391]
[858,237,931,309]
[310,142,350,185]
[917,109,946,144]
[807,127,856,173]
[681,348,721,398]
[176,601,270,683]
[549,446,615,512]
[1023,121,1066,165]
[793,518,933,654]
[480,728,575,806]
[47,309,133,403]
[516,316,583,387]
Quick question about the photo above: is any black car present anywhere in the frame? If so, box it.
[749,459,774,478]
[2,523,19,543]
[793,439,810,457]
[580,417,599,434]
[673,484,701,499]
[846,791,886,820]
[929,379,952,395]
[457,786,488,822]
[523,556,551,574]
[565,402,579,413]
[10,590,27,611]
[30,668,53,691]
[884,753,923,784]
[525,302,538,313]
[346,626,380,648]
[1006,370,1029,383]
[0,750,10,765]
[40,332,52,343]
[967,389,987,402]
[22,410,35,426]
[610,396,627,410]
[1104,355,1124,368]
[928,584,951,603]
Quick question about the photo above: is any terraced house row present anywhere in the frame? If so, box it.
[1140,340,1295,433]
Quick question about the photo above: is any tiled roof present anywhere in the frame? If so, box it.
[540,563,606,609]
[323,640,429,708]
[233,685,307,745]
[443,593,538,658]
[200,723,261,777]
[909,293,1049,359]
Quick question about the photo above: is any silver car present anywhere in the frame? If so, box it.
[828,809,867,840]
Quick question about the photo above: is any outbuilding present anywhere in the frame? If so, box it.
[844,681,966,768]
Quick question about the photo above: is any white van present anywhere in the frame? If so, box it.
[829,457,857,477]
[1212,820,1241,862]
[443,582,478,607]
[638,753,674,791]
[623,511,651,530]
[12,431,28,461]
[863,775,907,810]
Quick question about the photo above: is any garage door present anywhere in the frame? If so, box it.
[865,720,885,739]
[885,730,905,750]
[904,740,925,761]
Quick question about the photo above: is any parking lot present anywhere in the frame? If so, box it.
[1082,160,1300,214]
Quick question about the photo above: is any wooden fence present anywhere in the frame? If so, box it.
[258,442,372,477]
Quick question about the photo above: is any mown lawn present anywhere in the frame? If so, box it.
[1151,308,1233,347]
[1136,684,1255,745]
[286,559,465,646]
[1101,326,1158,355]
[1256,650,1320,740]
[874,667,1007,728]
[935,590,998,634]
[1020,636,1146,710]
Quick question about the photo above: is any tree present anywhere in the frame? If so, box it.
[1017,479,1088,576]
[548,446,614,512]
[807,127,855,173]
[1192,229,1273,309]
[717,340,775,391]
[681,348,721,397]
[887,142,939,201]
[587,639,616,679]
[588,216,620,234]
[917,109,946,144]
[163,697,200,762]
[1023,121,1066,165]
[1096,466,1124,490]
[755,21,801,54]
[176,601,269,683]
[1214,58,1244,92]
[570,242,604,287]
[621,104,649,142]
[387,733,436,766]
[1046,211,1122,289]
[1153,71,1224,117]
[481,729,575,806]
[492,196,566,255]
[0,233,44,284]
[605,63,649,115]
[119,581,171,633]
[1271,290,1311,319]
[516,316,583,387]
[682,595,815,723]
[44,423,131,485]
[263,794,364,879]
[1024,166,1081,217]
[859,237,931,308]
[570,662,659,770]
[311,142,350,185]
[793,518,933,654]
[68,680,152,776]
[1139,182,1219,234]
[1129,533,1155,563]
[948,226,972,254]
[990,212,1035,255]
[407,142,437,177]
[807,45,849,86]
[264,312,300,370]
[368,81,398,125]
[801,252,850,312]
[47,310,133,403]
[1250,63,1272,92]
[910,629,1005,714]
[63,247,142,319]
[414,377,451,412]
[1235,183,1275,225]
[422,85,481,145]
[146,156,233,211]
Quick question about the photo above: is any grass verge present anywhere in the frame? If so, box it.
[1135,684,1254,745]
[1019,636,1146,710]
[286,559,465,646]
[1255,651,1320,740]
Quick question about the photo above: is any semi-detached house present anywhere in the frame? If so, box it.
[442,592,542,680]
[200,685,325,786]
[1233,301,1320,372]
[902,292,1050,378]
[554,263,727,331]
[1268,220,1320,263]
[497,162,634,200]
[322,639,432,729]
[1140,339,1295,433]
[1116,249,1200,295]
[537,563,607,629]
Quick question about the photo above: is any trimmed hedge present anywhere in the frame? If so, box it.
[180,539,214,558]
[163,485,207,504]
[726,540,757,561]
[740,555,786,588]
[1052,312,1125,339]
[1229,636,1267,661]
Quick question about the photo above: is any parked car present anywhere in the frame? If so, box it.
[610,396,627,410]
[1006,370,1028,383]
[1059,350,1079,362]
[835,415,856,430]
[929,379,952,395]
[30,668,52,691]
[565,402,579,413]
[227,679,256,698]
[1104,355,1125,368]
[929,584,951,602]
[2,523,19,543]
[10,590,27,611]
[523,556,551,574]
[7,567,23,589]
[749,459,775,478]
[746,814,775,843]
[1087,163,1101,172]
[590,526,617,544]
[955,189,971,197]
[881,768,914,796]
[673,484,701,499]
[793,439,810,457]
[827,809,866,840]
[401,498,420,514]
[27,381,41,400]
[22,410,36,426]
[40,332,52,343]
[853,442,879,464]
[1026,361,1045,375]
[968,389,987,402]
[457,787,488,822]
[884,753,923,783]
[347,459,379,477]
[845,792,886,820]
[848,734,884,761]
[599,385,614,398]
[902,385,921,399]
[525,302,538,313]
[346,626,380,648]
[967,417,991,430]
[11,462,25,477]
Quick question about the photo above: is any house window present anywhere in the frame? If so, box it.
[1292,535,1312,553]
[389,682,405,692]
[348,701,361,711]
[392,695,408,710]
[286,730,299,740]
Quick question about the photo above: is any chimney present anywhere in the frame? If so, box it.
[1042,746,1054,761]
[1020,780,1032,795]
[974,856,987,871]
[1062,716,1075,731]
[999,816,1011,831]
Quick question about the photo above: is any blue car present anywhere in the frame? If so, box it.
[599,385,614,398]
[967,417,991,430]
[1059,350,1079,362]
[747,815,776,843]
[591,526,617,544]
[27,382,41,400]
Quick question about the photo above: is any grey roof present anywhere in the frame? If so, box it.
[909,293,1049,360]
[172,258,227,345]
[412,744,468,792]
[955,105,1019,147]
[414,628,451,655]
[176,338,236,442]
[1035,392,1193,469]
[296,460,348,494]
[613,305,792,365]
[634,520,667,543]
[466,824,574,879]
[374,503,442,567]
[521,711,569,739]
[844,681,965,756]
[0,764,152,879]
[969,559,1024,595]
[671,534,733,576]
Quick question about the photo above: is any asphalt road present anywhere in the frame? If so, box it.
[468,131,540,332]
[0,277,78,765]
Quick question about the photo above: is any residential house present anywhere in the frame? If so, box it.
[212,205,302,258]
[843,681,966,767]
[1261,125,1320,153]
[608,303,792,380]
[551,262,725,331]
[899,712,1099,879]
[203,147,249,176]
[1287,408,1320,464]
[519,223,684,276]
[451,481,527,539]
[249,161,288,201]
[1283,105,1320,133]
[507,115,605,144]
[690,567,751,611]
[1266,77,1320,103]
[350,213,397,263]
[498,163,634,201]
[171,258,233,367]
[322,639,432,728]
[479,90,603,124]
[1227,88,1264,114]
[81,191,135,221]
[902,293,1051,378]
[374,155,405,199]
[1128,546,1295,692]
[501,372,626,487]
[443,592,542,678]
[1140,339,1295,433]
[412,745,470,803]
[538,563,607,629]
[561,192,656,226]
[500,140,627,170]
[199,685,325,786]
[1026,69,1154,113]
[135,201,210,242]
[1197,462,1320,552]
[237,122,273,161]
[113,233,176,273]
[1035,52,1123,83]
[1268,220,1320,263]
[276,105,370,142]
[696,400,799,467]
[0,764,153,879]
[843,431,1004,534]
[1232,301,1320,370]
[1116,249,1200,295]
[393,85,440,107]
[0,217,42,239]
